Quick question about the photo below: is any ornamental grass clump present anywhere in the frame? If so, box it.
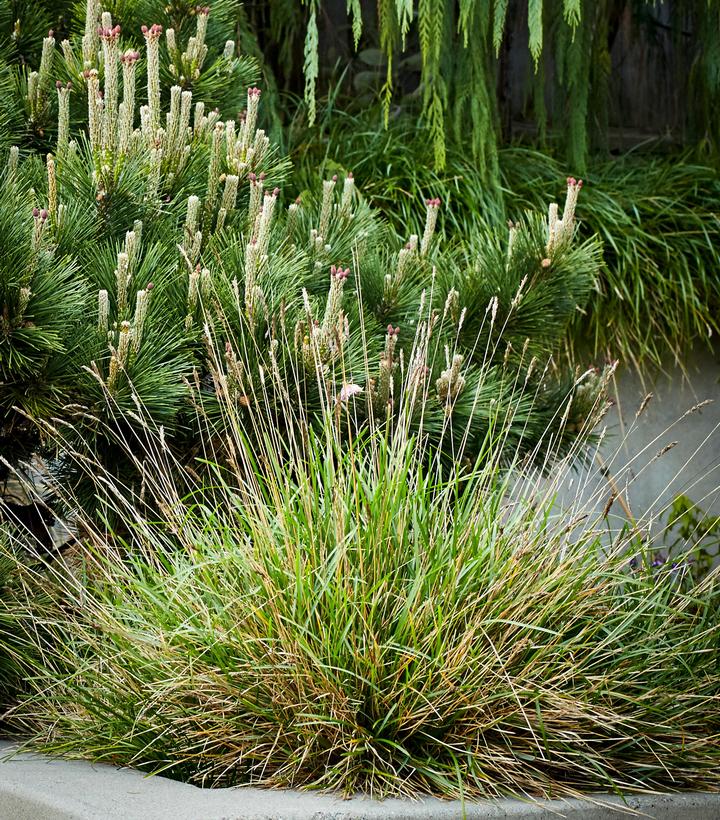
[0,536,27,711]
[1,367,719,799]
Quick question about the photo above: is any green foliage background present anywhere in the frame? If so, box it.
[289,109,720,367]
[253,0,720,175]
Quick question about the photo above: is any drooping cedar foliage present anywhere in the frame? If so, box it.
[2,2,717,177]
[241,0,720,175]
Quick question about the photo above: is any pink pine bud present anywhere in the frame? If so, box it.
[142,23,163,38]
[56,80,62,89]
[332,175,337,182]
[259,172,266,181]
[248,172,256,183]
[32,207,40,218]
[347,172,353,179]
[48,29,54,38]
[39,209,48,221]
[272,187,280,197]
[146,282,154,291]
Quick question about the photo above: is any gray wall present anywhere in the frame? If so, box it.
[558,347,720,533]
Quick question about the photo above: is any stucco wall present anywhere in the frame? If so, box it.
[557,347,720,533]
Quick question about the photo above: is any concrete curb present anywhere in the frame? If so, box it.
[1,742,719,820]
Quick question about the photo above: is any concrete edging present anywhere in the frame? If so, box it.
[1,742,719,820]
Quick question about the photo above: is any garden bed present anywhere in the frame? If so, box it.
[1,0,719,809]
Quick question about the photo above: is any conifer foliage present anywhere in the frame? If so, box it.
[0,0,604,504]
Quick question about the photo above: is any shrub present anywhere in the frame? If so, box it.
[0,0,608,741]
[0,0,604,508]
